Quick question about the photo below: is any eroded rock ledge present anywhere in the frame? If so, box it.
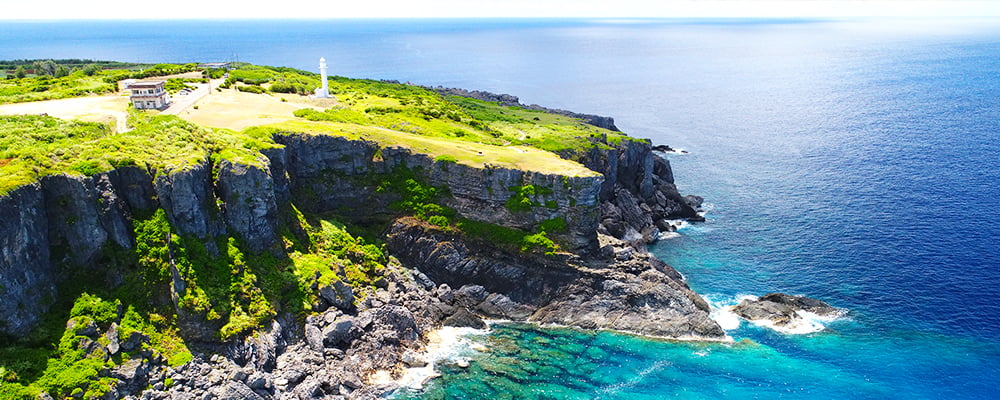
[385,217,725,340]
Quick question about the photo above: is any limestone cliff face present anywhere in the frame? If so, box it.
[0,129,702,340]
[216,158,280,253]
[276,133,603,251]
[0,156,287,336]
[154,161,223,240]
[0,184,53,337]
[577,138,701,243]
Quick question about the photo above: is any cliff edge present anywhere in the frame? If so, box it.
[0,81,717,400]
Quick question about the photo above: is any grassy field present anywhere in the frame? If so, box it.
[267,120,601,177]
[180,88,332,131]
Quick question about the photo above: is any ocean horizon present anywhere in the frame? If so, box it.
[3,17,999,398]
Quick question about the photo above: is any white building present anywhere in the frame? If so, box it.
[128,80,171,110]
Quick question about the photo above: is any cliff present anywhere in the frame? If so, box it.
[0,86,716,400]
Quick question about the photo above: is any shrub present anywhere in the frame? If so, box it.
[236,85,265,94]
[434,154,457,164]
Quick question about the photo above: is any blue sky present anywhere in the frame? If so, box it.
[4,0,1000,19]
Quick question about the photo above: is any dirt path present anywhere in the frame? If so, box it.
[162,78,224,115]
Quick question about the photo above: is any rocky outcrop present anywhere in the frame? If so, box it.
[732,293,841,328]
[132,261,453,400]
[385,217,726,340]
[42,174,112,264]
[578,138,702,244]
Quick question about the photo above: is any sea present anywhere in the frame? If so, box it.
[2,17,999,399]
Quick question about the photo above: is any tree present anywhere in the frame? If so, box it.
[32,60,57,76]
[54,66,70,78]
[82,64,101,76]
[14,65,25,79]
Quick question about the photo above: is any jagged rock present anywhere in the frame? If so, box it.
[121,330,148,352]
[42,174,109,264]
[246,372,271,391]
[401,351,428,368]
[106,322,121,355]
[304,324,324,352]
[453,285,489,308]
[683,194,704,209]
[216,381,265,400]
[0,183,53,337]
[732,293,840,326]
[322,317,357,347]
[112,359,148,382]
[319,281,355,312]
[477,293,533,320]
[386,218,725,340]
[435,284,454,303]
[67,317,99,338]
[442,308,486,329]
[292,376,323,400]
[154,160,223,239]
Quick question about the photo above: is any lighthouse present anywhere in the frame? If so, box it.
[315,57,330,98]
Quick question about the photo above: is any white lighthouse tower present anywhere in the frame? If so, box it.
[315,57,330,98]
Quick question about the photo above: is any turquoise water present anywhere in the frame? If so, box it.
[3,17,999,399]
[395,322,999,399]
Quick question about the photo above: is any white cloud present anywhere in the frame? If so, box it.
[3,0,1000,19]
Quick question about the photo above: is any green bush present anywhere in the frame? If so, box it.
[434,154,457,164]
[236,85,266,94]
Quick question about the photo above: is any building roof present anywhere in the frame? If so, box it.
[198,62,231,69]
[128,80,165,89]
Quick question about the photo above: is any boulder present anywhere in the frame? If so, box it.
[216,381,265,400]
[442,308,487,329]
[322,317,357,347]
[304,324,324,352]
[319,280,355,311]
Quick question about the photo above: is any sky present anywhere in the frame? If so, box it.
[3,0,1000,20]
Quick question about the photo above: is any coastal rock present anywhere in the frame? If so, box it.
[442,308,487,329]
[322,316,358,347]
[732,293,840,327]
[217,381,265,400]
[386,218,726,340]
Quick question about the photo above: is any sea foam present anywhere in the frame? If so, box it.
[706,294,846,335]
[390,326,490,391]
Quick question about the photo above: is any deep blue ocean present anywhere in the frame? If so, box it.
[3,17,999,399]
